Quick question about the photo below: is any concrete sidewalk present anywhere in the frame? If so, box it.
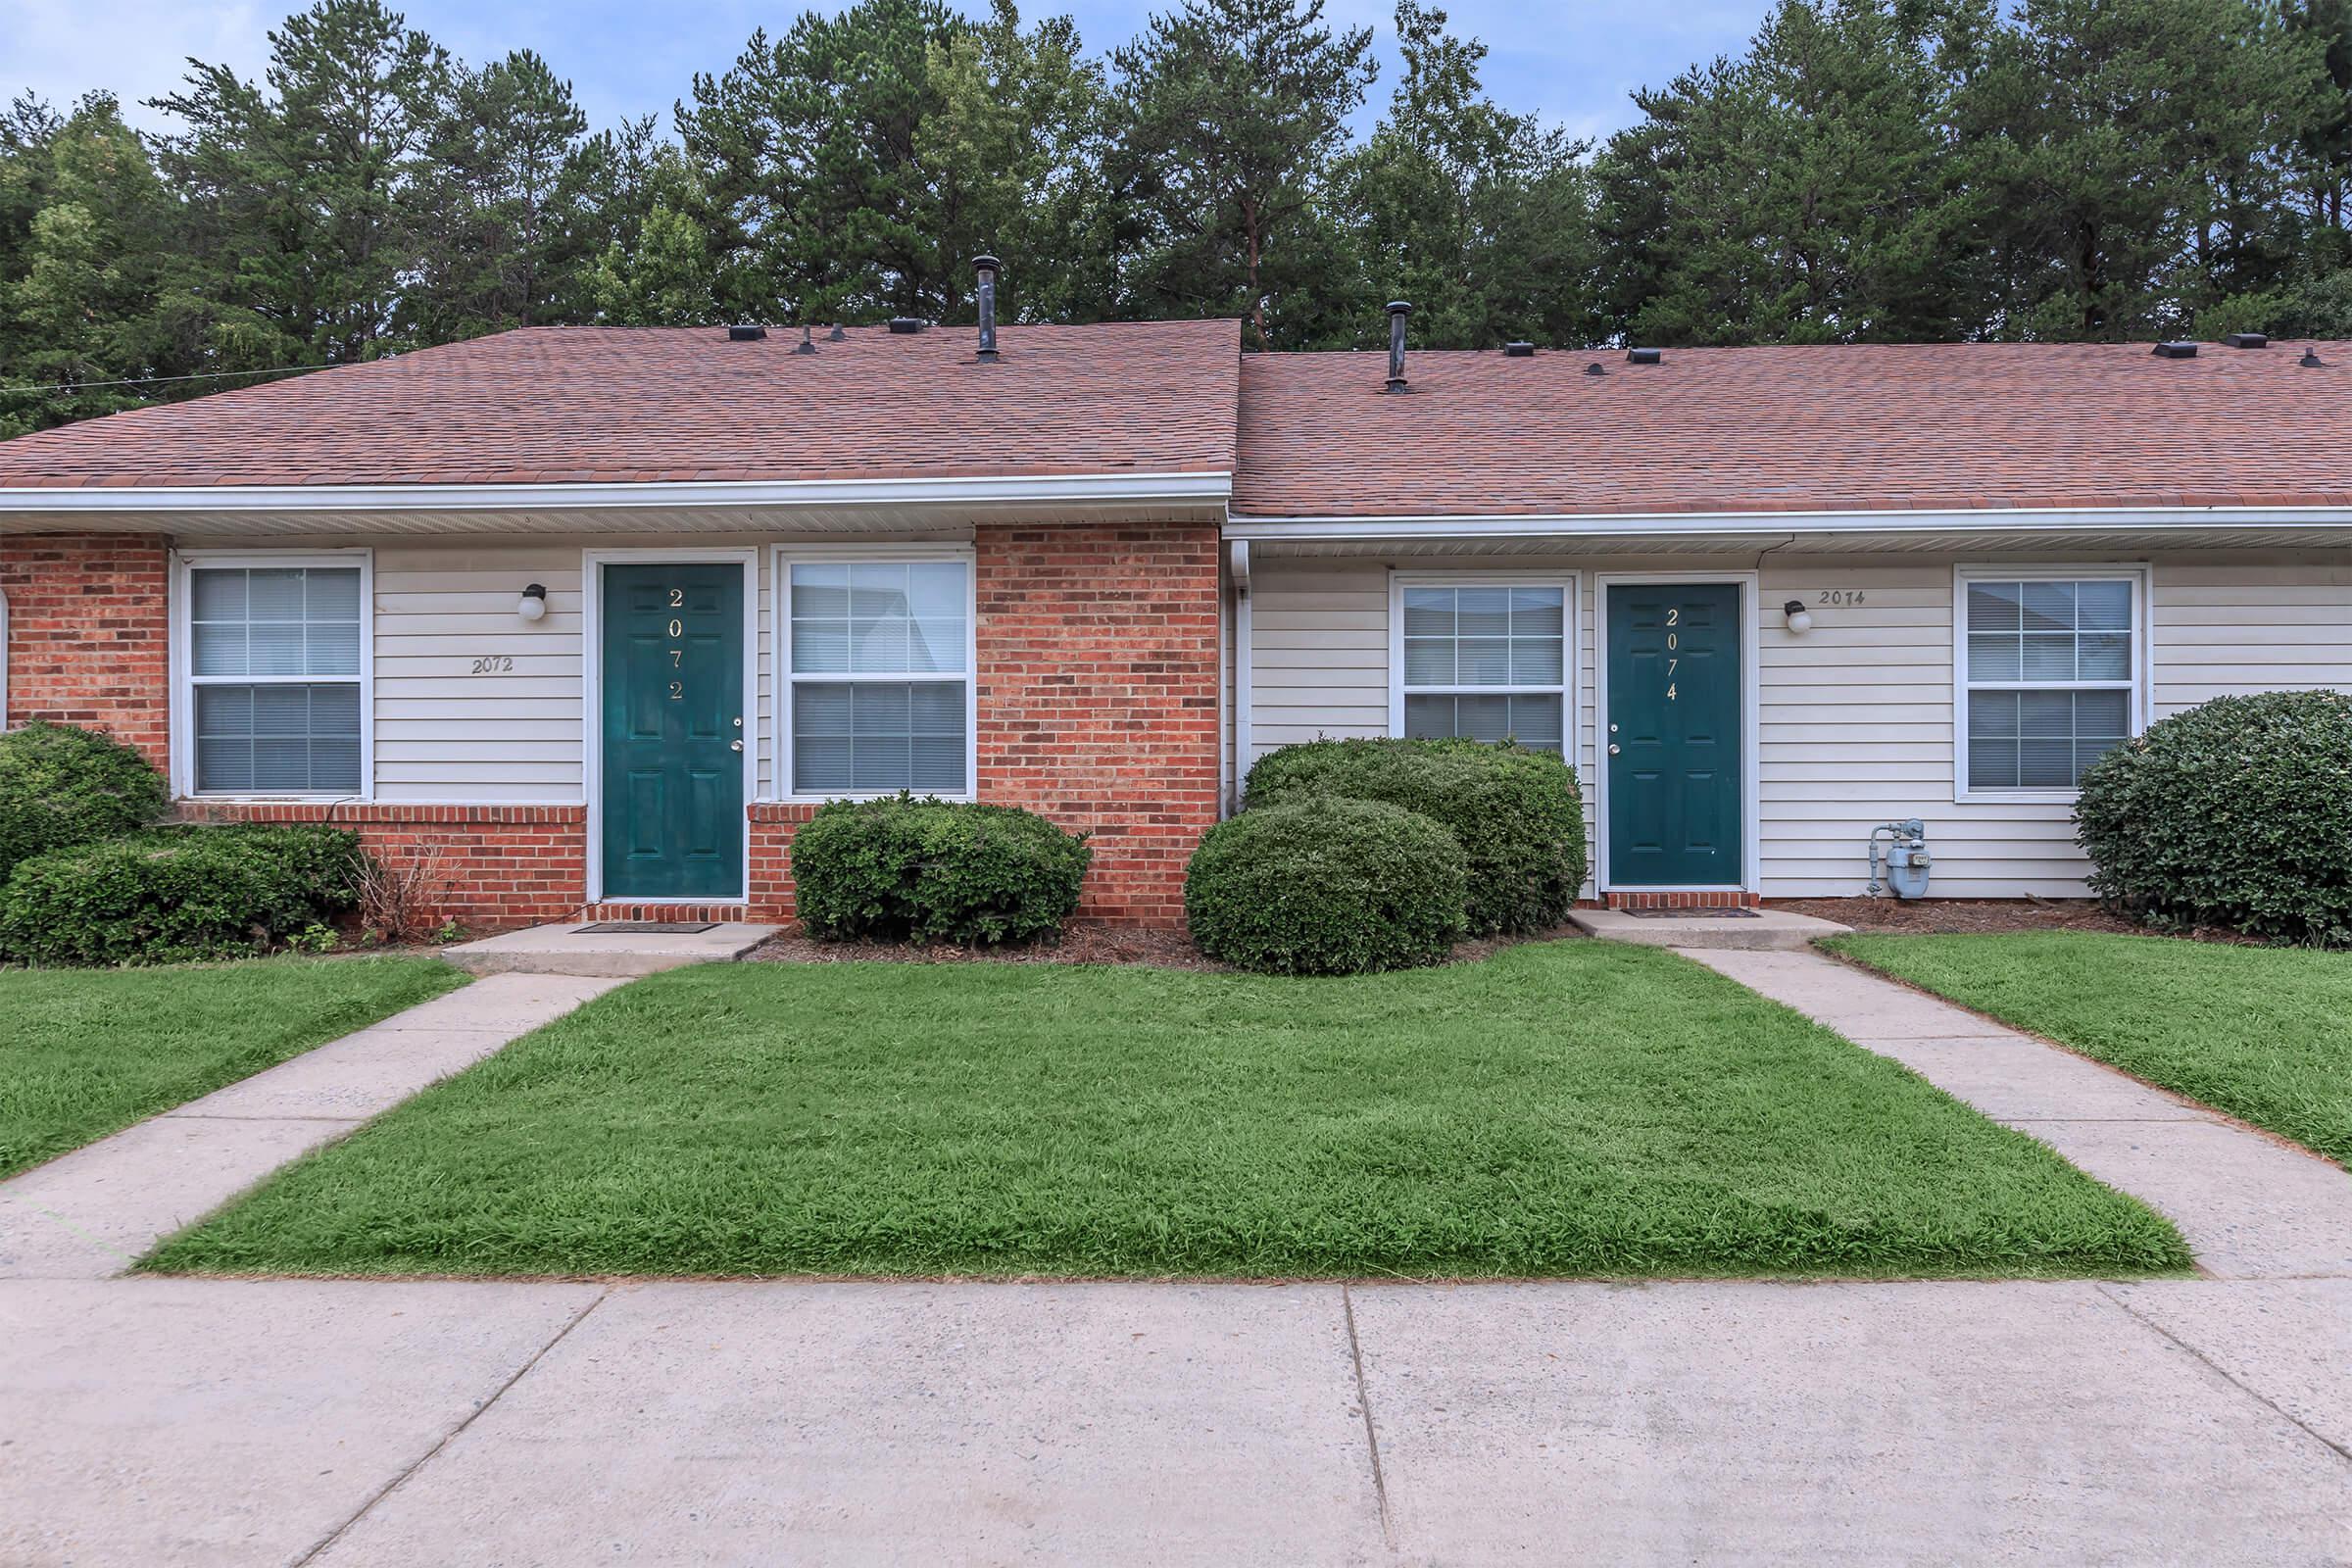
[4,1275,2348,1565]
[1686,947,2352,1280]
[0,971,624,1281]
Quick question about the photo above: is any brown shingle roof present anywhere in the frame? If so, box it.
[0,320,1241,489]
[1234,341,2352,517]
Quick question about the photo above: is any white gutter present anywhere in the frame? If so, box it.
[1229,541,1251,811]
[1224,504,2352,541]
[0,469,1232,516]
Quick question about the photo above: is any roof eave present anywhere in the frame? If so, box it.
[0,469,1233,519]
[1223,503,2352,542]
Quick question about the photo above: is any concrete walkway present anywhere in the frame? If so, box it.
[0,971,624,1281]
[1687,947,2352,1280]
[5,1275,2349,1564]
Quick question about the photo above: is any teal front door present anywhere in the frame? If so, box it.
[1606,583,1743,887]
[601,564,745,900]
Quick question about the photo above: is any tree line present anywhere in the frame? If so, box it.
[5,0,2350,436]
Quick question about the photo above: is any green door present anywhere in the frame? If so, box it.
[601,564,745,900]
[1606,583,1743,887]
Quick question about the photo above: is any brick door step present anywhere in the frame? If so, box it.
[445,921,777,977]
[1568,907,1851,951]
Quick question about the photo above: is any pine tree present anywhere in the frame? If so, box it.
[1107,0,1377,348]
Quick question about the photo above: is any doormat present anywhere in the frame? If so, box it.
[574,921,720,934]
[1617,907,1760,920]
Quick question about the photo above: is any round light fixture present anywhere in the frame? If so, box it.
[517,583,548,621]
[1782,599,1813,633]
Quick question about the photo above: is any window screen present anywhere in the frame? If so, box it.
[188,565,364,794]
[1963,578,2135,791]
[787,561,970,795]
[1399,584,1567,754]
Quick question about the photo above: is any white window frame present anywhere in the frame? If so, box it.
[1387,571,1578,758]
[1951,563,2152,806]
[580,547,760,906]
[171,548,374,802]
[772,543,979,804]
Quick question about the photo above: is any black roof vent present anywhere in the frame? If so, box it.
[2153,340,2198,359]
[2224,332,2268,349]
[727,324,766,342]
[1585,362,1607,376]
[2303,347,2330,368]
[1503,341,1535,357]
[1626,347,1663,366]
[828,324,846,341]
[887,317,927,334]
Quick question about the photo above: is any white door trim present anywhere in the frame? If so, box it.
[581,547,760,905]
[1592,571,1762,895]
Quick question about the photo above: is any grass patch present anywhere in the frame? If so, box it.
[1828,931,2352,1168]
[146,941,2186,1280]
[0,956,468,1178]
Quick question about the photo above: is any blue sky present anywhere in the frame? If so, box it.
[8,0,1772,145]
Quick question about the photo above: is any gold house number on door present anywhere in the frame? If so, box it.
[667,588,685,700]
[1665,607,1679,701]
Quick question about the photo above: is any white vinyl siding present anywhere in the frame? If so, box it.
[1246,550,2352,900]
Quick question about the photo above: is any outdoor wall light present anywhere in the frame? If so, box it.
[1782,599,1813,633]
[517,583,548,621]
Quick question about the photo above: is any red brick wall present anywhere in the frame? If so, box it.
[974,521,1222,926]
[0,532,172,771]
[179,802,588,929]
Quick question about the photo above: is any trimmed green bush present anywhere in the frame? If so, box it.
[1244,737,1585,935]
[0,823,367,966]
[0,721,167,887]
[791,795,1091,946]
[1185,796,1468,974]
[2075,690,2352,947]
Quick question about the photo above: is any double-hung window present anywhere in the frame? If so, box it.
[185,560,368,796]
[1959,571,2141,795]
[1396,579,1570,754]
[783,558,972,797]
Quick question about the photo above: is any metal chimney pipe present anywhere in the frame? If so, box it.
[974,255,1001,362]
[1385,301,1411,392]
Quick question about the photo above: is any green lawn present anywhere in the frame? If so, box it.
[1828,931,2352,1169]
[147,941,2184,1280]
[0,956,469,1179]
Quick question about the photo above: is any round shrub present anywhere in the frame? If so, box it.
[0,721,167,887]
[0,823,366,966]
[791,795,1091,946]
[2076,690,2352,946]
[1244,737,1585,935]
[1185,796,1468,975]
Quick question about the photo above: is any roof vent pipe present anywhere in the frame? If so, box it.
[2304,347,2330,368]
[1385,301,1411,392]
[973,255,1001,362]
[795,324,815,355]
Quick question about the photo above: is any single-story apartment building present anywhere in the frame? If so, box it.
[1,293,2347,927]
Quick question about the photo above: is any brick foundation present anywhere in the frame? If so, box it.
[0,531,172,771]
[973,521,1222,926]
[177,802,589,929]
[1603,889,1762,909]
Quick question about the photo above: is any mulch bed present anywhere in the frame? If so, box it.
[748,921,1588,970]
[1770,897,2254,943]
